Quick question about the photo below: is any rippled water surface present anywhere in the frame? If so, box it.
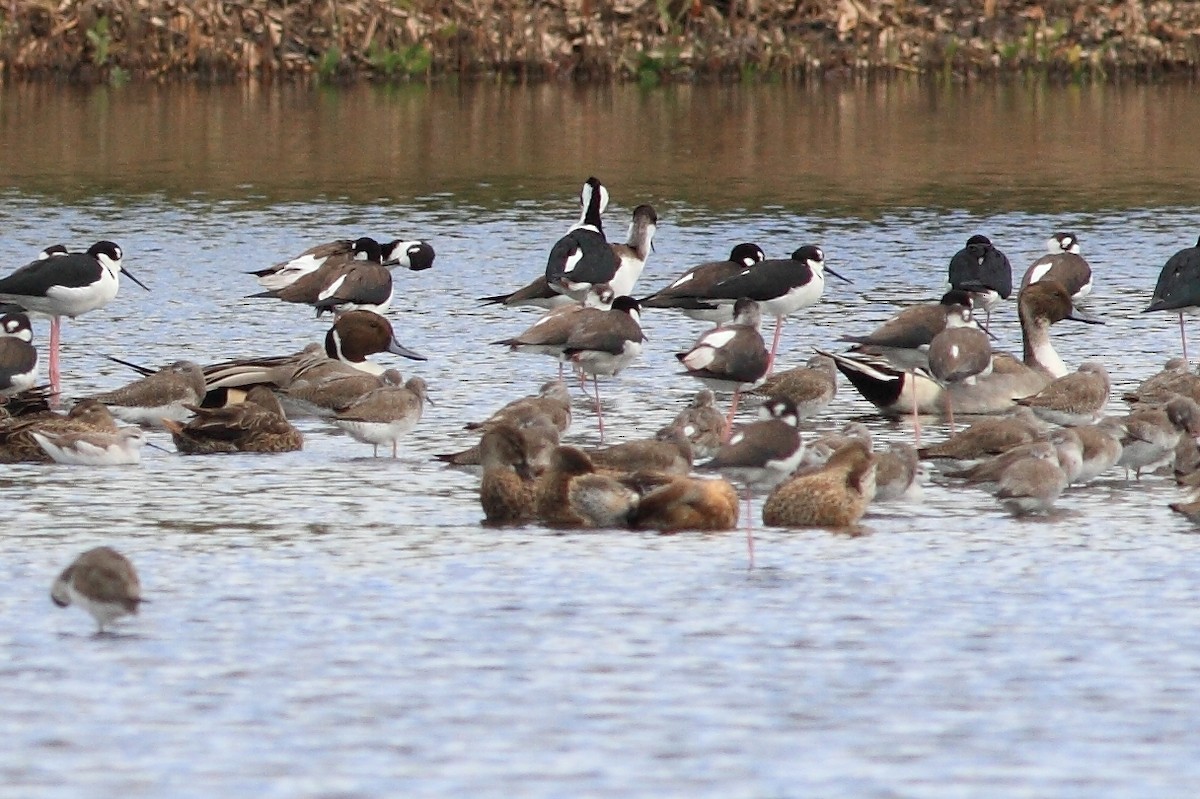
[2,82,1200,798]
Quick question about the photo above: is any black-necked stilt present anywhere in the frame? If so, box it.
[381,239,436,272]
[762,440,877,529]
[0,311,38,397]
[88,359,206,427]
[946,234,1013,328]
[251,237,394,316]
[677,298,770,437]
[1020,232,1093,301]
[640,242,766,323]
[545,177,620,301]
[0,241,146,398]
[480,204,655,310]
[671,245,849,372]
[700,397,806,498]
[927,321,993,434]
[333,376,428,458]
[250,237,370,291]
[492,284,615,380]
[51,546,143,634]
[163,385,303,454]
[561,295,646,442]
[1014,361,1110,426]
[1146,236,1200,365]
[840,289,975,371]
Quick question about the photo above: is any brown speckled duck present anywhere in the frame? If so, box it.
[762,440,877,529]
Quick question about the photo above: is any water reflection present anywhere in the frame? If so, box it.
[4,80,1200,211]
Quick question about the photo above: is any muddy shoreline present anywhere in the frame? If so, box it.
[1,0,1199,84]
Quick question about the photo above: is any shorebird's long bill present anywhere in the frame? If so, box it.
[1068,306,1104,325]
[825,265,853,284]
[124,266,151,292]
[388,339,428,361]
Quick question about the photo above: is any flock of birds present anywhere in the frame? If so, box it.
[10,176,1200,633]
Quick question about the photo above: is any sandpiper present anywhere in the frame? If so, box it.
[752,354,838,420]
[995,440,1068,516]
[1014,360,1110,426]
[31,427,149,466]
[1117,396,1200,479]
[333,376,428,458]
[917,406,1042,461]
[87,359,206,427]
[762,440,877,528]
[873,442,923,502]
[0,399,119,463]
[655,389,726,460]
[51,546,143,633]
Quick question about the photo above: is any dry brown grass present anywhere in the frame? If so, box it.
[0,0,1198,82]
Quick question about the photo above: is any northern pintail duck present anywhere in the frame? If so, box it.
[752,354,838,420]
[1020,231,1093,302]
[639,242,766,323]
[1145,236,1200,364]
[544,177,619,301]
[995,440,1068,516]
[946,234,1013,328]
[87,359,206,427]
[677,298,770,436]
[0,398,118,463]
[333,376,428,458]
[0,311,38,396]
[203,310,425,403]
[668,245,849,371]
[479,425,540,524]
[51,546,143,634]
[0,241,147,397]
[31,427,148,466]
[534,445,639,528]
[1014,360,1110,426]
[762,440,877,529]
[163,385,303,454]
[828,281,1102,417]
[628,475,740,532]
[655,389,726,460]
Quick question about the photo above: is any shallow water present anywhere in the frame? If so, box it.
[2,82,1200,798]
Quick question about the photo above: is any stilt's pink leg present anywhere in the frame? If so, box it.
[49,316,61,406]
[592,374,605,443]
[744,486,755,570]
[723,389,743,443]
[767,316,785,375]
[1181,312,1189,366]
[910,374,922,448]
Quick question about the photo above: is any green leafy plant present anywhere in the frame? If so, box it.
[86,15,112,65]
[318,45,342,78]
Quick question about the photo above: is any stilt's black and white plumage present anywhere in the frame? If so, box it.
[0,311,38,396]
[0,241,146,398]
[1020,232,1093,301]
[545,177,619,301]
[1146,236,1200,365]
[946,234,1012,327]
[677,298,771,438]
[641,242,766,323]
